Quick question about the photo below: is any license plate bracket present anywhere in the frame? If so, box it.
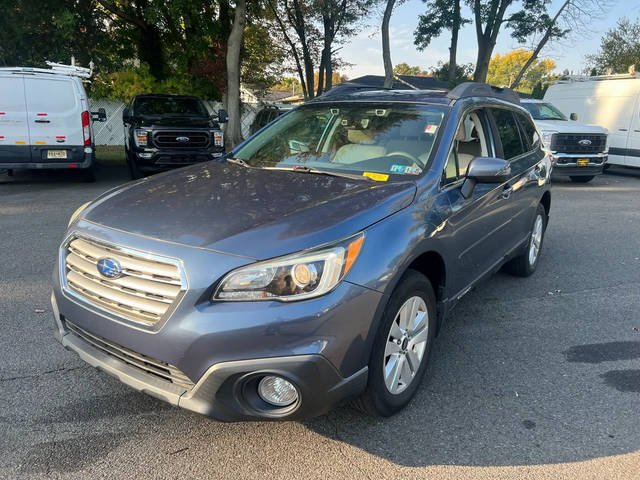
[47,150,68,159]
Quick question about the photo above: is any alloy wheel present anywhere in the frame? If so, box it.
[529,214,544,266]
[383,296,429,395]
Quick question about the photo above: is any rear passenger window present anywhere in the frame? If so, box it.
[491,109,525,160]
[24,78,76,112]
[515,112,540,151]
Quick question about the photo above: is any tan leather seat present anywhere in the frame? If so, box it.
[333,130,386,165]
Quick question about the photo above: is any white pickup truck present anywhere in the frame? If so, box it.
[521,99,608,183]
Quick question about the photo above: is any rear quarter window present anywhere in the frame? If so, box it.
[491,108,525,160]
[0,77,26,111]
[515,112,540,151]
[24,78,77,112]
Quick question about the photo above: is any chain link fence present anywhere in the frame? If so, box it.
[89,99,261,146]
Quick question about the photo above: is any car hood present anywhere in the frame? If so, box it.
[534,119,608,134]
[83,162,416,260]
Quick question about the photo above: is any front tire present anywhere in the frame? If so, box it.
[503,203,547,277]
[126,150,143,180]
[569,175,594,183]
[354,270,436,417]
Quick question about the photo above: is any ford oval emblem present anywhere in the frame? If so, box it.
[97,258,123,279]
[176,136,190,143]
[578,139,592,146]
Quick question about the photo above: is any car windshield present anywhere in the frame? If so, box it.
[135,97,208,118]
[522,102,567,121]
[233,103,447,177]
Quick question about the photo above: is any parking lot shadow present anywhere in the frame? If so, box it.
[303,287,640,467]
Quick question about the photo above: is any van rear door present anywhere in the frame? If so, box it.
[0,74,31,163]
[24,76,83,159]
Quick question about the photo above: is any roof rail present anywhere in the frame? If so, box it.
[447,82,520,104]
[0,62,92,80]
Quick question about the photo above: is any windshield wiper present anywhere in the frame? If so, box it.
[266,165,373,181]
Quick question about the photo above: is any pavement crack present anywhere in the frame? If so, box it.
[0,365,88,383]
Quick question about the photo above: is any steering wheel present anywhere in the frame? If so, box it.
[385,151,420,165]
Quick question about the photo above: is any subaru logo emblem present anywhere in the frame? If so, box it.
[97,258,123,279]
[176,136,190,143]
[578,139,592,146]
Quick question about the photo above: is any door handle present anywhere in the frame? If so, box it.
[501,186,513,199]
[34,119,50,123]
[618,128,628,132]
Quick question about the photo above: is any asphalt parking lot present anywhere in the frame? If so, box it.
[1,165,639,479]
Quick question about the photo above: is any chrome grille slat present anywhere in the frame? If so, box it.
[62,236,186,327]
[65,320,194,390]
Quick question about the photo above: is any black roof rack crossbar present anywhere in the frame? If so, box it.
[447,82,520,104]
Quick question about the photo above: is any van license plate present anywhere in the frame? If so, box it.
[47,150,67,159]
[577,158,589,166]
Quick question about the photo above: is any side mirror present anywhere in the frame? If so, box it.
[570,112,578,121]
[122,107,131,124]
[461,156,511,198]
[91,107,107,122]
[217,109,228,124]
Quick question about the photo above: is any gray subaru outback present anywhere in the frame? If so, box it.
[52,83,551,421]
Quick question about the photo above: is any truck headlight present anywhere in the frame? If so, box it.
[68,202,91,226]
[540,131,556,149]
[213,233,364,302]
[134,129,149,147]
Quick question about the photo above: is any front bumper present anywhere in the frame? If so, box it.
[550,153,606,177]
[132,147,224,171]
[52,223,382,420]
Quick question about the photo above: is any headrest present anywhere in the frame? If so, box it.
[456,117,477,142]
[348,129,375,144]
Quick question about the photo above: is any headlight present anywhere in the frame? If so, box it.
[68,202,91,226]
[134,129,148,147]
[540,131,556,149]
[213,233,365,302]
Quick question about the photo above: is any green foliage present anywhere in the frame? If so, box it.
[429,61,474,85]
[530,81,548,99]
[414,0,469,50]
[588,17,640,74]
[393,63,428,76]
[89,65,157,102]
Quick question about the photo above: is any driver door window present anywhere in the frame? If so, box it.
[442,110,491,185]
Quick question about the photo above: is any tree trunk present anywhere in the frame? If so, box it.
[382,0,396,88]
[317,49,326,96]
[510,0,570,89]
[225,0,246,149]
[325,48,333,90]
[448,0,461,85]
[473,41,491,82]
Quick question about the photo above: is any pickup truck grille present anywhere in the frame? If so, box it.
[62,237,185,327]
[65,320,194,390]
[153,131,210,149]
[550,133,606,154]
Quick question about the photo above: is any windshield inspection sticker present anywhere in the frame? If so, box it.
[363,172,389,181]
[390,164,422,175]
[424,124,438,134]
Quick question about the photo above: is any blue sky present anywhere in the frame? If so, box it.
[341,0,635,79]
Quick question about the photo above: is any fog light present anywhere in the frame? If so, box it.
[138,152,153,159]
[258,376,298,407]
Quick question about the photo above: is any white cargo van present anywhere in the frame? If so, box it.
[0,63,106,181]
[544,73,640,168]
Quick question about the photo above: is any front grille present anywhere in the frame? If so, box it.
[550,133,606,154]
[153,130,210,149]
[62,237,185,327]
[65,320,194,390]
